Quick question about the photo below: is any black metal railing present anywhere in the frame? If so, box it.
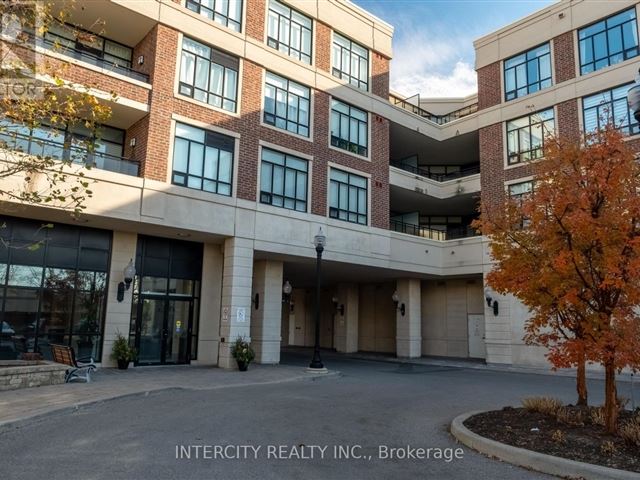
[390,219,479,241]
[389,94,478,125]
[0,132,139,177]
[390,159,480,182]
[33,34,150,83]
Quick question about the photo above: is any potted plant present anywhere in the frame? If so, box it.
[110,333,136,370]
[231,336,255,371]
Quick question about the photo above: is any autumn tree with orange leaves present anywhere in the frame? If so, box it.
[475,125,640,433]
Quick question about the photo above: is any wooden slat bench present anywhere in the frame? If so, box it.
[50,344,97,383]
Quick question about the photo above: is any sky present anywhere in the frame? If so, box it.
[352,0,556,98]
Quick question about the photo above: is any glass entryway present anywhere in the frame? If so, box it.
[130,236,203,366]
[136,297,193,365]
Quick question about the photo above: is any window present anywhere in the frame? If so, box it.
[264,72,310,137]
[179,37,239,113]
[329,169,367,225]
[185,0,242,32]
[0,217,111,361]
[0,118,130,174]
[172,122,234,196]
[332,33,369,91]
[583,83,640,136]
[267,0,312,64]
[578,8,639,76]
[260,148,308,212]
[330,99,368,157]
[506,109,555,165]
[508,181,533,199]
[504,43,552,101]
[44,22,133,69]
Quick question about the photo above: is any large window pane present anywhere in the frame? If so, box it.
[186,0,242,32]
[330,99,368,156]
[260,148,308,212]
[506,108,555,165]
[329,168,367,225]
[332,32,369,91]
[263,72,310,137]
[579,8,639,75]
[267,0,312,63]
[179,37,239,113]
[504,42,552,101]
[582,83,638,135]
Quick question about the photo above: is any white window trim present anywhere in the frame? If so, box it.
[330,30,372,94]
[262,0,316,68]
[327,96,372,162]
[180,0,246,35]
[502,104,557,170]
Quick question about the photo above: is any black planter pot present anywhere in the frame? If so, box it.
[236,360,248,371]
[117,359,129,370]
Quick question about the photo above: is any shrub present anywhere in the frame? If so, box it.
[590,407,606,426]
[521,397,562,416]
[619,416,640,447]
[110,332,136,362]
[555,406,586,426]
[600,440,617,457]
[230,336,255,364]
[551,429,566,444]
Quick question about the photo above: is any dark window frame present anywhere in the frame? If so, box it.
[506,108,555,166]
[178,37,240,113]
[582,82,640,136]
[185,0,243,32]
[263,71,311,137]
[171,122,235,196]
[332,32,369,91]
[504,42,552,101]
[330,99,368,157]
[259,148,308,212]
[329,168,368,225]
[267,0,313,64]
[578,7,639,76]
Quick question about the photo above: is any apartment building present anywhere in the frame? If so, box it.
[0,0,637,370]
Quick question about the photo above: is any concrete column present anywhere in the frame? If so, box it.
[334,283,359,353]
[395,278,421,358]
[101,231,137,366]
[250,260,283,364]
[218,237,254,369]
[194,243,223,366]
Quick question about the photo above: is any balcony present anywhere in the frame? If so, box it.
[0,131,139,177]
[389,94,478,125]
[390,159,480,182]
[32,32,150,84]
[390,219,479,241]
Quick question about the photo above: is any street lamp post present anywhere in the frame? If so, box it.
[627,68,640,122]
[309,228,326,370]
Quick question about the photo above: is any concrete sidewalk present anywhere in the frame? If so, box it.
[0,364,336,430]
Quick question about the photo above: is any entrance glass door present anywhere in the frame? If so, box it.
[136,297,192,365]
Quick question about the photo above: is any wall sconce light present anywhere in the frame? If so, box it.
[252,292,260,310]
[392,290,405,316]
[137,55,144,65]
[117,259,136,302]
[129,137,136,147]
[332,296,345,316]
[282,280,292,303]
[484,288,499,316]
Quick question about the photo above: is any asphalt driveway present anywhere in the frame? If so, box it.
[2,351,637,480]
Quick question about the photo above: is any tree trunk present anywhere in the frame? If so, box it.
[576,354,588,406]
[604,359,618,434]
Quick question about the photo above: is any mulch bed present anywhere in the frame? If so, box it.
[464,407,640,473]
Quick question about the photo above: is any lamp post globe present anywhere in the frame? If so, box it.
[309,228,326,371]
[627,68,640,123]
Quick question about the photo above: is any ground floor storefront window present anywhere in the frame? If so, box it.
[0,217,110,361]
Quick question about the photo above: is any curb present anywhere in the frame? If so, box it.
[451,410,640,480]
[0,369,341,433]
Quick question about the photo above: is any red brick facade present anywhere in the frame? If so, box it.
[372,52,391,99]
[127,16,391,228]
[477,62,502,110]
[556,98,580,142]
[553,31,576,84]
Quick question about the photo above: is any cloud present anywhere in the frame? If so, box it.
[391,60,478,98]
[388,24,478,98]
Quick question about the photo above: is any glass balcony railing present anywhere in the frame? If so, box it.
[389,94,478,125]
[0,132,139,177]
[390,219,479,241]
[32,33,150,83]
[390,160,480,182]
